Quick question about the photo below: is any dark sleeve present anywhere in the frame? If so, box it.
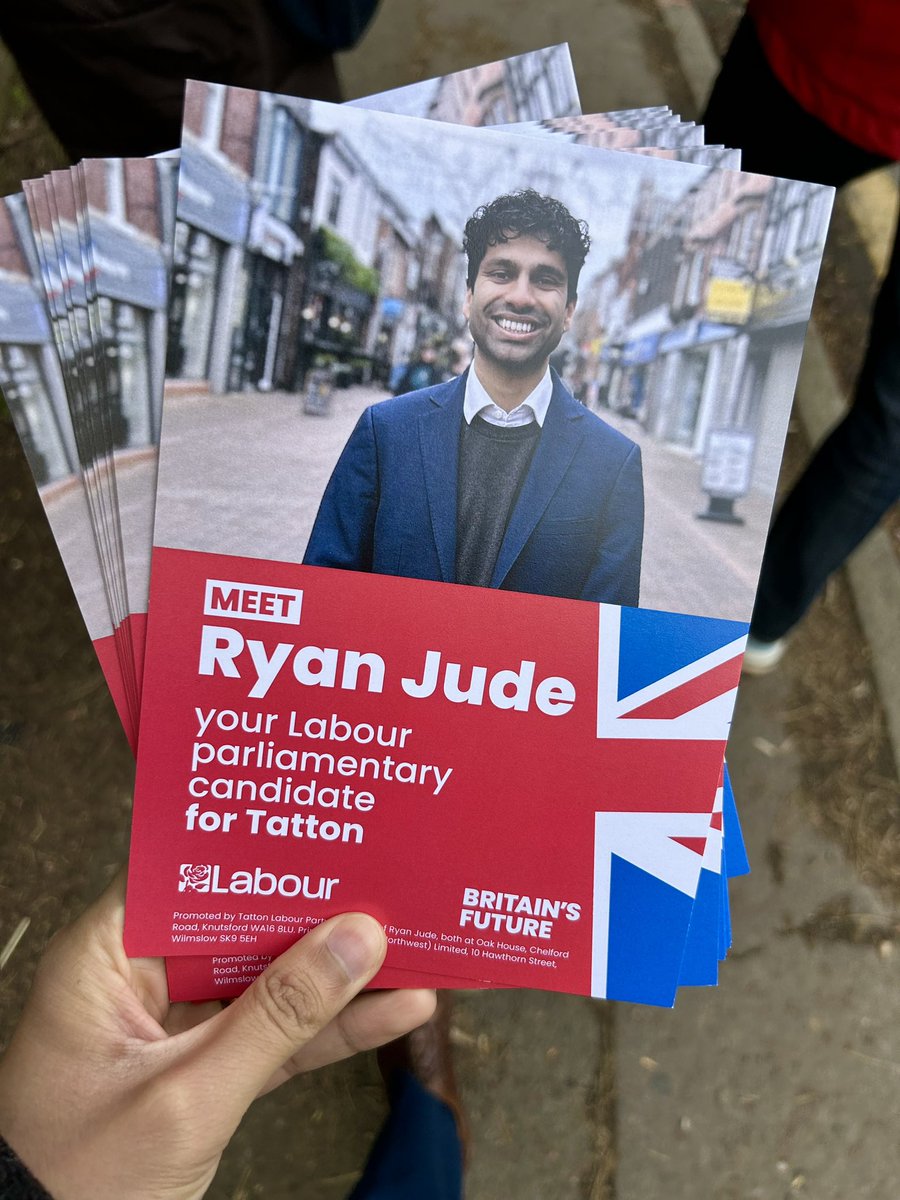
[303,406,380,571]
[580,444,644,606]
[0,1137,54,1199]
[270,1,381,49]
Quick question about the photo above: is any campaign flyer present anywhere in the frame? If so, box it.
[130,553,736,1003]
[124,86,832,1000]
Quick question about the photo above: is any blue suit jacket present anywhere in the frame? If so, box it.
[304,371,644,605]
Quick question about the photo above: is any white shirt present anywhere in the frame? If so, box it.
[463,365,552,428]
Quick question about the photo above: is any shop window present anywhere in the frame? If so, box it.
[264,107,304,224]
[0,344,72,484]
[327,180,343,227]
[167,223,224,379]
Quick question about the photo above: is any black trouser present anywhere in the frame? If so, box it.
[704,14,900,641]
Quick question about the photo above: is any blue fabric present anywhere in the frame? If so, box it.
[304,371,645,605]
[348,1072,463,1200]
[272,1,380,50]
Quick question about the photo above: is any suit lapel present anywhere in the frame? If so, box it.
[418,374,466,583]
[490,380,586,588]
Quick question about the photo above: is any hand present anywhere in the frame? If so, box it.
[0,872,436,1200]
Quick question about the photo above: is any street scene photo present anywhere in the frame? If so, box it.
[154,84,833,622]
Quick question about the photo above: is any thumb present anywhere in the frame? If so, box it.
[185,913,386,1112]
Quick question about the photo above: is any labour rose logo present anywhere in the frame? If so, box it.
[179,864,211,892]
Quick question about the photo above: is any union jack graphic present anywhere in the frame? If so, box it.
[596,604,747,741]
[590,607,748,1005]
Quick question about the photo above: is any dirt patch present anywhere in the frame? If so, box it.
[690,0,744,58]
[780,892,899,950]
[785,604,900,902]
[773,429,900,905]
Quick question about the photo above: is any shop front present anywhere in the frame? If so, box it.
[87,214,168,450]
[227,206,301,393]
[0,274,73,486]
[167,147,250,392]
[649,319,740,450]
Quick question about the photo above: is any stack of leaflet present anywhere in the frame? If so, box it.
[2,43,830,1006]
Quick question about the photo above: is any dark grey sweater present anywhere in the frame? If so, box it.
[455,415,541,588]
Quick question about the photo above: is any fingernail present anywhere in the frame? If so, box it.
[326,914,385,982]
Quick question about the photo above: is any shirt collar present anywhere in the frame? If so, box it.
[463,365,553,427]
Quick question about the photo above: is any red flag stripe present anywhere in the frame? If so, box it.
[670,836,707,856]
[620,656,743,720]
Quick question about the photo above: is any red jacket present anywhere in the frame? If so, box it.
[750,0,900,159]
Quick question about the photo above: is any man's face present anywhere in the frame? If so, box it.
[463,235,576,376]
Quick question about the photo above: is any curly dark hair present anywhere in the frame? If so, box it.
[463,189,591,302]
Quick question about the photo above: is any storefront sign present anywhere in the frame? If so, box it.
[660,320,736,354]
[178,145,250,244]
[0,277,51,344]
[705,277,753,325]
[88,216,168,309]
[620,332,660,365]
[247,206,303,264]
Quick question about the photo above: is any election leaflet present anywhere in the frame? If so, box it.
[121,84,830,1003]
[2,46,808,1005]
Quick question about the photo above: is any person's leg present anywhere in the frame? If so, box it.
[704,13,899,647]
[347,1072,464,1200]
[348,995,465,1200]
[751,220,900,642]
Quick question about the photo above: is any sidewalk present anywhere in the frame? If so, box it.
[616,667,900,1199]
[600,407,771,619]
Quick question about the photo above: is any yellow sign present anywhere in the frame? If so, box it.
[705,277,753,324]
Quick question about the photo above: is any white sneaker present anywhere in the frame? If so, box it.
[742,634,787,676]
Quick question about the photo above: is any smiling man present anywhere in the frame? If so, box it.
[304,190,644,605]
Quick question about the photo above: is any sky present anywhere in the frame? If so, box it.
[345,43,579,122]
[307,99,709,283]
[347,77,441,118]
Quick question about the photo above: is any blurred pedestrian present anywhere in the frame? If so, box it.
[0,1,381,160]
[450,337,473,378]
[704,0,900,672]
[391,344,443,395]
